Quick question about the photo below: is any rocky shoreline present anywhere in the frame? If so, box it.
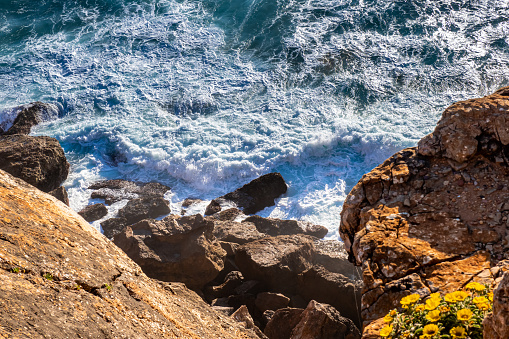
[0,103,362,338]
[2,88,509,338]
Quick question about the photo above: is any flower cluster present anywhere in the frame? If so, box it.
[379,282,492,339]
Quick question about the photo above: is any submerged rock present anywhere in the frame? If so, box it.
[206,173,287,215]
[0,135,69,192]
[0,169,259,338]
[78,203,108,222]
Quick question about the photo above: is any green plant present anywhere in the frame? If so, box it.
[103,283,112,291]
[43,273,53,281]
[380,282,492,339]
[11,267,20,273]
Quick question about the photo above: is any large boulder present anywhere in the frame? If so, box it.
[264,301,361,339]
[297,266,362,330]
[0,135,69,192]
[234,235,315,295]
[113,214,227,290]
[206,173,287,215]
[89,179,170,205]
[0,102,60,135]
[339,88,509,333]
[0,169,259,338]
[212,219,266,244]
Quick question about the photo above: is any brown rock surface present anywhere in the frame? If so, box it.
[243,215,328,238]
[113,214,227,290]
[264,301,361,339]
[0,169,259,338]
[235,235,315,295]
[0,135,69,192]
[339,88,509,332]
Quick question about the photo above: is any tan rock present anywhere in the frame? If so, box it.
[0,169,258,338]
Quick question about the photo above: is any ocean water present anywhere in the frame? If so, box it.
[1,0,509,238]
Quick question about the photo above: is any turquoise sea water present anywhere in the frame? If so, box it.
[1,0,509,238]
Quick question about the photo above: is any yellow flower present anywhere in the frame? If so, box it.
[425,309,441,322]
[457,309,473,321]
[380,325,393,337]
[383,314,393,323]
[473,296,489,304]
[422,324,439,336]
[425,298,440,310]
[465,282,485,292]
[450,326,467,338]
[477,303,490,311]
[400,293,421,306]
[488,292,494,302]
[419,336,430,339]
[444,293,457,303]
[429,292,441,300]
[415,304,425,312]
[452,291,469,302]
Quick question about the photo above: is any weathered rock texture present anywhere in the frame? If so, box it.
[264,301,361,339]
[243,215,328,238]
[0,135,69,192]
[206,173,287,215]
[483,271,509,339]
[113,214,227,290]
[79,203,108,222]
[339,87,509,334]
[0,169,259,338]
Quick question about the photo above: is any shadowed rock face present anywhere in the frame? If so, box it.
[0,102,60,136]
[113,214,227,290]
[0,135,69,192]
[483,271,509,339]
[339,87,509,335]
[0,169,260,339]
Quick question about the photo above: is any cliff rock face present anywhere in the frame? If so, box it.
[0,169,259,338]
[339,88,509,335]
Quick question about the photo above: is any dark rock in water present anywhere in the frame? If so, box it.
[88,179,170,205]
[100,217,128,239]
[49,186,69,205]
[78,203,108,222]
[0,135,69,192]
[1,102,60,136]
[234,235,315,295]
[264,301,360,339]
[205,173,287,215]
[297,266,362,330]
[113,214,226,290]
[117,196,171,224]
[182,198,202,207]
[212,207,243,221]
[243,216,328,238]
[205,199,221,215]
